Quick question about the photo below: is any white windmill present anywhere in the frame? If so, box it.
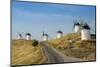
[25,33,32,40]
[42,32,48,41]
[56,30,63,39]
[81,23,91,40]
[17,32,23,39]
[73,20,81,34]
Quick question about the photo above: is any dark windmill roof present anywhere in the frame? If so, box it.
[57,30,63,33]
[82,23,90,30]
[26,33,31,36]
[42,31,48,36]
[73,20,80,26]
[19,34,22,37]
[74,22,80,26]
[43,33,48,36]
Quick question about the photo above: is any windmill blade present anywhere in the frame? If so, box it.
[72,20,75,31]
[78,16,81,20]
[17,32,23,35]
[42,31,45,36]
[72,19,78,30]
[85,23,96,33]
[78,16,84,25]
[41,31,45,40]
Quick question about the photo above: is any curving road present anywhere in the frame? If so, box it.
[41,42,85,64]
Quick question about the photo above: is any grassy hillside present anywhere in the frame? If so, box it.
[48,33,96,61]
[48,33,81,48]
[12,39,46,65]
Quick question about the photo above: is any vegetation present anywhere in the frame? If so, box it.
[48,33,81,47]
[32,40,39,46]
[12,39,46,65]
[48,33,96,61]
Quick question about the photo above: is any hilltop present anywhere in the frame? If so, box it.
[48,33,81,47]
[48,33,96,61]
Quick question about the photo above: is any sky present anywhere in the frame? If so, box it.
[12,0,96,41]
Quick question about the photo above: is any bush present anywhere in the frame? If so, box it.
[32,40,39,46]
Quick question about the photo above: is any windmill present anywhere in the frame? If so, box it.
[42,31,49,41]
[56,30,63,39]
[73,19,81,34]
[73,16,95,40]
[81,23,91,40]
[17,32,23,39]
[42,31,45,37]
[25,33,32,40]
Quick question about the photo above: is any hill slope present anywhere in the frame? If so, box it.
[48,33,96,61]
[12,39,46,65]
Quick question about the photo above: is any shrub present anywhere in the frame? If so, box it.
[32,40,39,46]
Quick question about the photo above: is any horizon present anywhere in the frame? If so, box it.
[12,0,96,41]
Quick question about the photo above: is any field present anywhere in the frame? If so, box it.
[48,33,96,61]
[12,39,46,65]
[11,33,96,66]
[48,33,81,47]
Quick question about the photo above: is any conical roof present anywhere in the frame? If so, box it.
[26,33,31,36]
[43,33,48,36]
[82,23,90,29]
[74,22,80,26]
[19,34,22,36]
[57,30,63,33]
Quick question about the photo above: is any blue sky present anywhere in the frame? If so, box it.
[12,0,96,40]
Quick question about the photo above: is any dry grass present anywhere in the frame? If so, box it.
[12,39,46,65]
[48,33,96,61]
[48,33,81,47]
